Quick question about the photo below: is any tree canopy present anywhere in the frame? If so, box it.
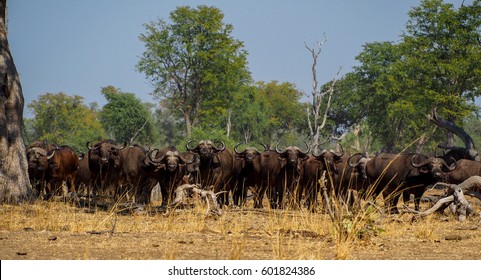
[137,5,250,137]
[27,92,105,151]
[22,0,481,154]
[332,0,481,152]
[99,86,157,145]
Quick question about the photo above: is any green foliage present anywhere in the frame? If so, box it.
[230,81,306,146]
[187,126,236,149]
[152,101,186,147]
[26,92,105,151]
[332,0,481,152]
[137,5,250,137]
[99,86,158,145]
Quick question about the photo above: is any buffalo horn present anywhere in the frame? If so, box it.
[86,141,96,151]
[148,149,164,163]
[312,144,323,157]
[299,140,311,155]
[348,153,365,167]
[234,142,243,154]
[46,149,56,160]
[334,142,345,157]
[186,140,197,151]
[213,141,226,152]
[259,143,268,152]
[444,157,457,171]
[410,154,431,168]
[179,152,197,165]
[275,141,286,154]
[114,141,127,150]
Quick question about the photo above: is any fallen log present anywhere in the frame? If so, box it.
[404,175,481,221]
[172,184,223,216]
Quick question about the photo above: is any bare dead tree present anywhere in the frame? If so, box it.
[0,0,35,203]
[129,117,149,144]
[172,183,223,216]
[428,107,479,161]
[304,34,342,154]
[404,175,481,222]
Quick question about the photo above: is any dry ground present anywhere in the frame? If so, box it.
[1,196,481,260]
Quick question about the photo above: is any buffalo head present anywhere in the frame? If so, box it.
[312,142,345,172]
[348,152,371,179]
[411,154,456,180]
[87,140,126,167]
[147,147,196,172]
[275,141,310,166]
[27,147,55,172]
[234,142,267,164]
[186,140,225,161]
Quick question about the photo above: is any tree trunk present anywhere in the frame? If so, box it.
[184,112,192,138]
[0,0,34,203]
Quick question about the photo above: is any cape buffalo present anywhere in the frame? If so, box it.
[26,141,56,196]
[361,152,456,213]
[233,142,267,207]
[445,159,481,184]
[87,139,126,198]
[118,144,158,203]
[186,140,237,206]
[45,145,79,197]
[262,141,310,209]
[143,146,196,207]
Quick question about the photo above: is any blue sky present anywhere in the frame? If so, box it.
[8,0,467,117]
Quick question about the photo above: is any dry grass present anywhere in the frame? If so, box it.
[1,193,481,260]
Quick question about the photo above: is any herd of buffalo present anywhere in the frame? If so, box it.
[24,133,481,214]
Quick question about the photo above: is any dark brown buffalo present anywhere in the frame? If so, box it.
[186,140,237,206]
[307,145,346,206]
[143,146,196,207]
[75,153,92,195]
[118,144,158,203]
[87,139,126,198]
[361,152,456,213]
[300,154,326,210]
[45,145,79,197]
[445,159,481,184]
[302,142,365,211]
[26,141,57,196]
[233,143,267,207]
[262,142,310,209]
[26,146,53,197]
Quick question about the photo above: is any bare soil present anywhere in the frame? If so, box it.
[1,199,481,260]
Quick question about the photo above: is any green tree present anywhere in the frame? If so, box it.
[230,81,305,146]
[399,0,481,145]
[100,86,157,145]
[27,92,105,151]
[137,5,250,137]
[152,100,185,146]
[334,0,481,152]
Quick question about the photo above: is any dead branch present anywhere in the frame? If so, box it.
[172,184,223,216]
[428,108,479,161]
[404,175,481,221]
[129,117,150,144]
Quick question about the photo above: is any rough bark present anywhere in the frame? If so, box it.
[0,0,34,203]
[428,108,479,161]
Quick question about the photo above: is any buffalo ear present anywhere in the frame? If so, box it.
[301,154,310,161]
[419,167,429,174]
